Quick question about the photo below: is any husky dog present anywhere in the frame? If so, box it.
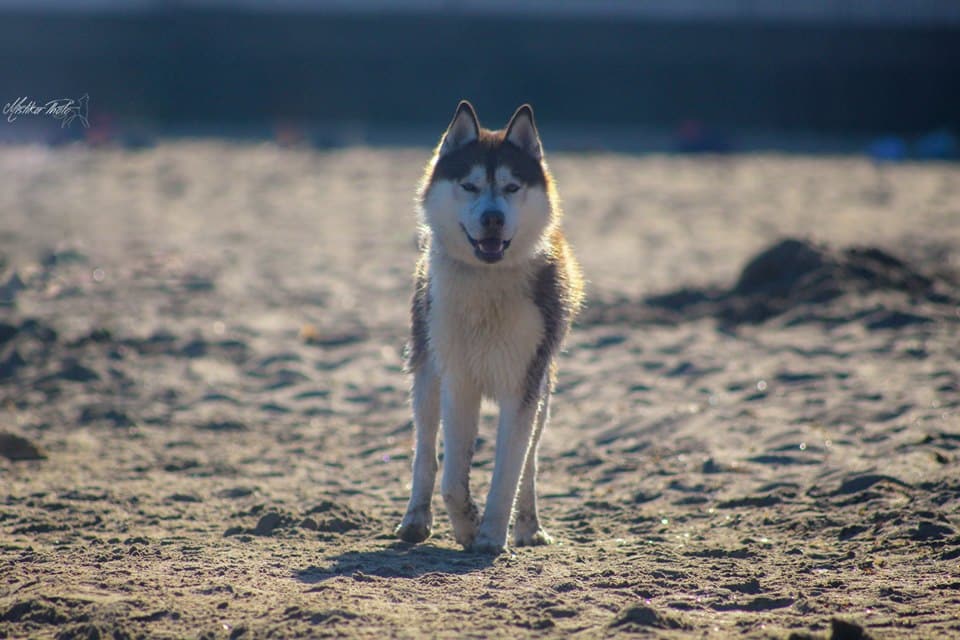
[396,101,583,554]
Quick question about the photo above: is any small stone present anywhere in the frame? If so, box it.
[830,618,872,640]
[0,432,46,461]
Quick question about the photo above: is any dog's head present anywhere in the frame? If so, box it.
[419,101,556,267]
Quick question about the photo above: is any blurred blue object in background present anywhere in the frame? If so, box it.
[868,136,908,162]
[915,129,958,160]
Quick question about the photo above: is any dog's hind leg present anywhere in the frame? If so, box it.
[440,376,482,547]
[513,390,554,547]
[470,394,540,554]
[396,360,440,543]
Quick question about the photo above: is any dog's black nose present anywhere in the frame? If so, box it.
[480,210,505,230]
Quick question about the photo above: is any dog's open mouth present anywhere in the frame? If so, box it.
[461,225,511,264]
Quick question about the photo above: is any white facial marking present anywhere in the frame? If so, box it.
[495,166,523,198]
[456,166,487,200]
[422,159,552,268]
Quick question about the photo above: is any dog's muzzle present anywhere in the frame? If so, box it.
[461,224,511,264]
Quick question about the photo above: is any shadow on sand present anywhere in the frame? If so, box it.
[295,542,496,582]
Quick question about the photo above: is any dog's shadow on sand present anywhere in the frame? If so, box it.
[295,541,496,583]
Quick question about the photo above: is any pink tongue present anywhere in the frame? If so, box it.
[479,238,503,253]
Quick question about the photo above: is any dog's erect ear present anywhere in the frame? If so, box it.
[505,104,542,160]
[440,100,480,156]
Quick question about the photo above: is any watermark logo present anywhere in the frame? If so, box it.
[3,94,90,128]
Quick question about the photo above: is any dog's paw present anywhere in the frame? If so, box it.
[395,521,431,543]
[395,511,433,543]
[514,528,554,547]
[468,533,507,555]
[449,502,480,548]
[453,529,476,548]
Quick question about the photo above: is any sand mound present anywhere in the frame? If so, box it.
[583,238,959,329]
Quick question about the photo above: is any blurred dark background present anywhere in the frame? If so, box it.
[1,1,959,149]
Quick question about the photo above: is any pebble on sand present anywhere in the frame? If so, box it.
[0,432,46,461]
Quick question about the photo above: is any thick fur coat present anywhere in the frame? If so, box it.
[396,101,583,554]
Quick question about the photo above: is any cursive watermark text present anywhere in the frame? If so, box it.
[4,94,90,128]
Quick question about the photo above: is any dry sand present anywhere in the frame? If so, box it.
[1,142,959,639]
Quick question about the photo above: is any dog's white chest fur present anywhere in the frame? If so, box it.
[428,257,542,398]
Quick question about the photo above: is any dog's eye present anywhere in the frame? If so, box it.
[460,183,479,193]
[503,183,521,194]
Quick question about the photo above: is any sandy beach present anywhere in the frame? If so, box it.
[1,142,959,638]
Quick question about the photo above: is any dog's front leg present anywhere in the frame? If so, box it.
[471,394,539,554]
[514,390,553,547]
[440,375,481,547]
[396,360,440,543]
